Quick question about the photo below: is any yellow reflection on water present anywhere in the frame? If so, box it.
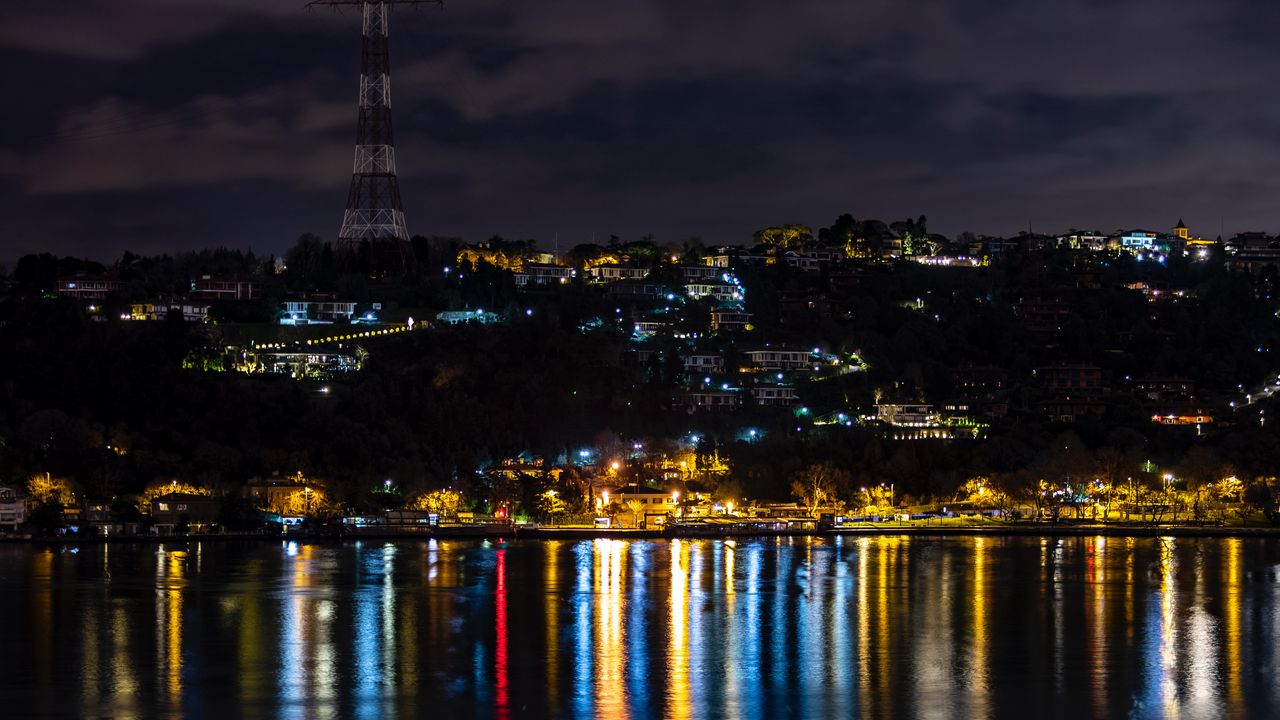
[31,549,52,689]
[82,597,99,707]
[156,547,187,716]
[238,555,265,711]
[1184,538,1221,717]
[1224,538,1243,708]
[856,538,871,720]
[970,537,989,716]
[668,540,690,720]
[1124,537,1136,643]
[1157,537,1178,716]
[111,604,138,703]
[724,540,735,598]
[545,541,561,715]
[593,540,627,720]
[1088,535,1108,716]
[877,538,898,714]
[721,541,740,720]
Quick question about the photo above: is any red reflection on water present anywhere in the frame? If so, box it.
[496,549,509,720]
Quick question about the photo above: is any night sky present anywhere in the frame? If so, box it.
[2,0,1279,263]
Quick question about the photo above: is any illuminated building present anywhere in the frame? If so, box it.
[191,275,260,301]
[436,309,500,325]
[150,492,222,533]
[0,486,27,530]
[745,348,815,371]
[1224,231,1280,271]
[682,354,724,372]
[279,295,365,325]
[1151,412,1213,426]
[875,402,938,427]
[1057,229,1109,251]
[710,309,752,332]
[751,385,798,407]
[684,389,740,411]
[633,320,672,338]
[587,264,650,282]
[685,281,742,302]
[231,348,359,378]
[678,265,721,282]
[514,264,575,287]
[55,274,126,299]
[128,300,212,322]
[1134,375,1194,402]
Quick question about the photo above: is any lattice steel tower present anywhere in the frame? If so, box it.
[308,0,440,276]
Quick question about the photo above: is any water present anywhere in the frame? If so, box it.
[0,536,1278,719]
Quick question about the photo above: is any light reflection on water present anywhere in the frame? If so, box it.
[1,536,1279,719]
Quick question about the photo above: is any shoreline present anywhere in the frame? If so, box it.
[5,522,1280,544]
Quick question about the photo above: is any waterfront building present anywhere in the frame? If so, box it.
[0,487,26,531]
[151,492,222,534]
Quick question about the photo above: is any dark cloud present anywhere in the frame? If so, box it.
[2,0,1280,261]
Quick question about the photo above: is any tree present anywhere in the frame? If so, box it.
[1243,478,1280,526]
[753,225,813,249]
[790,463,848,517]
[536,489,567,523]
[411,489,465,516]
[624,499,645,528]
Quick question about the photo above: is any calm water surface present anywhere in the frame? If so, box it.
[1,536,1278,719]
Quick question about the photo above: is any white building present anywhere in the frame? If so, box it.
[685,281,742,302]
[876,403,939,427]
[129,300,212,322]
[683,354,724,372]
[752,386,798,406]
[710,309,752,332]
[633,321,671,337]
[516,264,575,287]
[679,265,721,282]
[685,390,740,411]
[588,265,650,282]
[56,276,126,300]
[0,487,27,531]
[746,348,815,370]
[279,298,368,325]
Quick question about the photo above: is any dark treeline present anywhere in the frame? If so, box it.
[3,223,1280,521]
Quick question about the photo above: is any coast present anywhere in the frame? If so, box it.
[6,521,1280,544]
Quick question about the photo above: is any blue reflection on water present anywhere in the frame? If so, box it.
[628,541,651,716]
[572,541,593,718]
[5,536,1280,719]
